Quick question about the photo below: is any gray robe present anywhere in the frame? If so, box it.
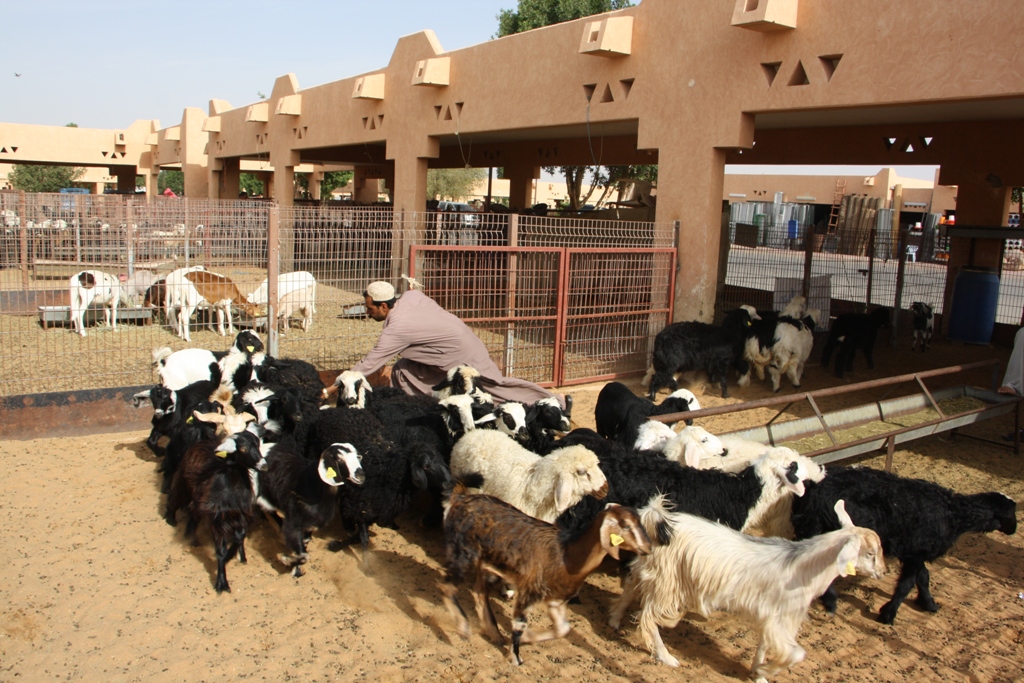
[1001,326,1024,395]
[352,290,562,408]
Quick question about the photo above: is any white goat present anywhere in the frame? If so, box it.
[248,272,317,334]
[768,309,820,393]
[68,270,122,337]
[450,430,608,523]
[162,266,208,341]
[610,497,885,683]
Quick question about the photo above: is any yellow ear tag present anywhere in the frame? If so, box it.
[845,561,856,576]
[186,416,193,424]
[247,346,255,352]
[610,534,625,547]
[215,451,228,458]
[326,467,337,480]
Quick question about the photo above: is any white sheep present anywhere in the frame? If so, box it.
[633,420,678,451]
[450,430,608,523]
[695,434,774,473]
[248,272,317,334]
[609,497,884,683]
[68,270,122,337]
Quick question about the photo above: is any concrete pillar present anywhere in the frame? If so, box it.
[941,179,1013,325]
[271,166,294,206]
[180,108,209,199]
[310,170,323,201]
[221,158,241,198]
[91,182,103,195]
[656,144,728,323]
[505,165,540,211]
[353,168,379,204]
[115,167,138,194]
[391,156,427,214]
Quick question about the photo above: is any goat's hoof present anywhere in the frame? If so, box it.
[914,596,939,613]
[657,654,680,668]
[876,607,897,624]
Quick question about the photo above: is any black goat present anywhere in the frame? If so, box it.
[256,442,365,576]
[255,355,325,406]
[820,306,891,378]
[791,466,1017,624]
[165,430,266,593]
[595,381,697,448]
[646,306,757,399]
[159,400,225,493]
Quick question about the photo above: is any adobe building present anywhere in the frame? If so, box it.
[2,0,1022,322]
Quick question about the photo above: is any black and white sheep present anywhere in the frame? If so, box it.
[645,306,759,399]
[553,429,824,539]
[910,301,934,352]
[611,497,884,682]
[791,466,1017,624]
[255,442,365,575]
[767,309,819,393]
[305,406,452,550]
[595,381,699,447]
[440,483,651,665]
[820,307,891,378]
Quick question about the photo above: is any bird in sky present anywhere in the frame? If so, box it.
[14,73,22,77]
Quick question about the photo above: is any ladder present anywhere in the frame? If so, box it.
[827,179,846,234]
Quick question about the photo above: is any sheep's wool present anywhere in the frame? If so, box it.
[366,281,395,302]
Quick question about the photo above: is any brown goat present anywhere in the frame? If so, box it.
[440,484,652,665]
[183,270,261,336]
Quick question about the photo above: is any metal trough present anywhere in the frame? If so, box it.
[653,360,1021,471]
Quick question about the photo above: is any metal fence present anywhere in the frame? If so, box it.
[0,193,677,396]
[722,202,954,330]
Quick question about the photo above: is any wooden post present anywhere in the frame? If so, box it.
[801,222,814,300]
[267,205,280,358]
[890,184,903,255]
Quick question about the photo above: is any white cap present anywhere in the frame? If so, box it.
[366,281,395,302]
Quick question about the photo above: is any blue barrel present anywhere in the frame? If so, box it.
[947,267,1000,344]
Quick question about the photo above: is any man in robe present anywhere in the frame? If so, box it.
[351,281,568,410]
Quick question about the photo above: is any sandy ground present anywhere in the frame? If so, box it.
[2,336,1023,683]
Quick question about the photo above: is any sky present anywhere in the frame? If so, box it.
[0,1,938,182]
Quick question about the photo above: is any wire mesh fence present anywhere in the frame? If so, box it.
[721,202,953,330]
[0,194,678,396]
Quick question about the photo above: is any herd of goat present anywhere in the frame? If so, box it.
[134,312,1013,683]
[67,267,316,338]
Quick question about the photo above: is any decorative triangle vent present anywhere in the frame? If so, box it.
[434,105,443,120]
[884,137,898,150]
[921,136,933,149]
[788,61,809,86]
[376,115,384,128]
[819,54,843,81]
[600,84,614,103]
[620,78,634,99]
[583,83,597,101]
[761,62,782,87]
[9,147,15,152]
[443,106,453,121]
[454,102,463,117]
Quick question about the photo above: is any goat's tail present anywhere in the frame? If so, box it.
[638,494,675,546]
[151,347,173,367]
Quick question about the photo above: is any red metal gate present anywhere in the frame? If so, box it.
[409,246,676,387]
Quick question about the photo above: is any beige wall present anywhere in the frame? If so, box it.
[723,168,958,216]
[2,0,1022,320]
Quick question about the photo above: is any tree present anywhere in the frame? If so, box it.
[321,170,354,200]
[8,164,85,193]
[497,0,633,36]
[240,173,264,197]
[157,170,184,195]
[428,168,487,202]
[497,0,647,210]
